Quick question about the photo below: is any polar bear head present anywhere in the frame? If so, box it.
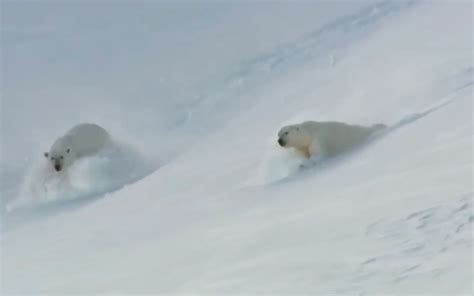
[44,147,73,172]
[277,123,312,150]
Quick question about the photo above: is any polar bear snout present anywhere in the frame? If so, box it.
[54,164,62,172]
[278,138,286,147]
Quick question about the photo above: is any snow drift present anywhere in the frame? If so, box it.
[4,139,156,230]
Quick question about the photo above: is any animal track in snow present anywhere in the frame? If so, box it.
[355,193,472,288]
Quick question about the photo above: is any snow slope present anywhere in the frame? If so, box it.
[1,1,472,294]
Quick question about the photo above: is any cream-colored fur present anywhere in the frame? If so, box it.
[278,121,385,159]
[44,123,112,172]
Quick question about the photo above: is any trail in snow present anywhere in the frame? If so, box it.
[180,1,416,132]
[337,192,473,295]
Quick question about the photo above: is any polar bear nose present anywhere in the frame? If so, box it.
[54,164,62,172]
[278,138,285,146]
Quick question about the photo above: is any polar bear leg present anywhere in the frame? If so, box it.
[299,139,324,169]
[309,138,324,159]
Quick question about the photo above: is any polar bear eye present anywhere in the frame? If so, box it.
[284,132,289,135]
[51,157,54,161]
[60,156,64,160]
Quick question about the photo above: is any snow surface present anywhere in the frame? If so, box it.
[1,1,472,294]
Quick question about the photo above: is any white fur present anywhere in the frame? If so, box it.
[278,121,385,159]
[45,123,112,172]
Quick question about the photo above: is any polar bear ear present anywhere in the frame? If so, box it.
[66,148,71,154]
[44,152,49,158]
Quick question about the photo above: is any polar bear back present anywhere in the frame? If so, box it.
[52,123,111,157]
[304,121,376,156]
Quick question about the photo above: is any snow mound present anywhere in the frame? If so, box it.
[246,145,303,187]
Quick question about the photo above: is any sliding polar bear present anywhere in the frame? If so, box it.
[278,121,386,159]
[44,123,112,172]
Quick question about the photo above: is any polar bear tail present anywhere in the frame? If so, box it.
[371,123,387,132]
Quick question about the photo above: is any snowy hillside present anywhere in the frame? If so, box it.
[1,1,472,294]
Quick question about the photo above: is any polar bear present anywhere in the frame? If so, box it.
[44,123,112,172]
[277,121,386,159]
